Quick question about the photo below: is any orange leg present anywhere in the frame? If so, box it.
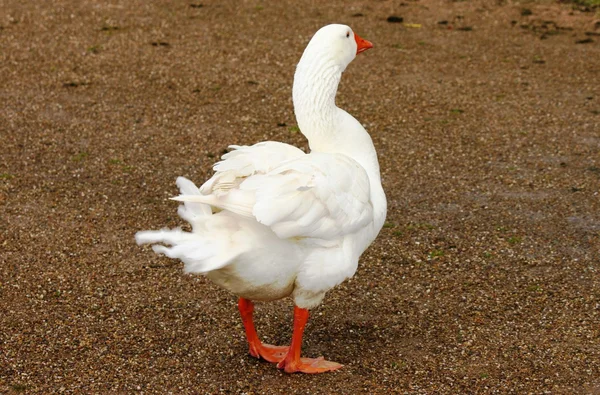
[276,306,343,374]
[238,298,288,363]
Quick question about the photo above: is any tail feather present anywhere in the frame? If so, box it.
[135,178,244,273]
[135,228,196,246]
[136,227,241,273]
[175,177,212,228]
[151,241,241,273]
[171,190,254,218]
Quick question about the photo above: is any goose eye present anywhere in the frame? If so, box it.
[346,31,350,38]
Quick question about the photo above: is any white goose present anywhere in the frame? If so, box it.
[136,24,387,374]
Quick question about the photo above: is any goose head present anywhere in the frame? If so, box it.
[297,24,373,73]
[293,24,373,151]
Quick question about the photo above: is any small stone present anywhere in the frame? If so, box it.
[521,8,533,16]
[387,16,403,23]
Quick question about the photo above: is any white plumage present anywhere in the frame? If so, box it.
[136,24,386,374]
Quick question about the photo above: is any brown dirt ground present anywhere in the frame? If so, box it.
[1,0,600,393]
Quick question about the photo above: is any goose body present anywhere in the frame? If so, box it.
[136,24,386,373]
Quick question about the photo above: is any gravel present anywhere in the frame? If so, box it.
[1,0,599,393]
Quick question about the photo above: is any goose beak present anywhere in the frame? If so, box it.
[355,33,373,55]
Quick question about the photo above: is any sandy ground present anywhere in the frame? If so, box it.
[1,0,599,393]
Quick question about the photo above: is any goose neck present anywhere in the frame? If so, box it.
[292,60,342,141]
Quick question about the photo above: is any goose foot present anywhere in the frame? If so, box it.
[275,305,343,374]
[249,343,289,363]
[277,356,343,374]
[238,298,288,363]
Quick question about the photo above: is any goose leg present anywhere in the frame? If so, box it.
[276,306,343,374]
[238,298,288,363]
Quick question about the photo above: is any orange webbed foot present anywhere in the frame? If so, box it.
[249,343,289,363]
[274,306,344,373]
[277,356,343,374]
[240,300,343,373]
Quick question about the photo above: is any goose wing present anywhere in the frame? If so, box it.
[175,150,373,243]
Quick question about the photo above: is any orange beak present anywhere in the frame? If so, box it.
[354,32,373,55]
